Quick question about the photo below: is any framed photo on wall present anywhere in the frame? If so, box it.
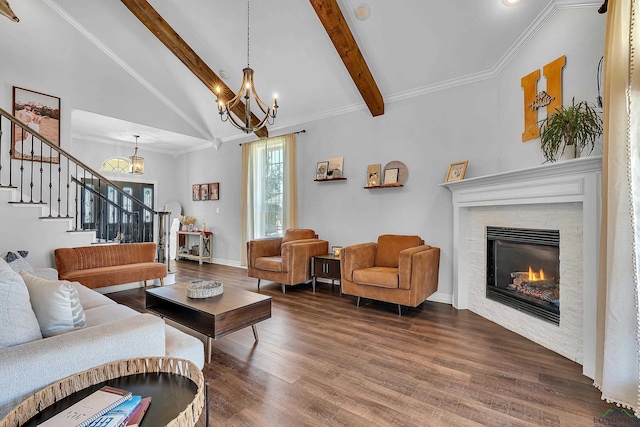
[192,184,201,201]
[366,164,381,187]
[445,161,469,182]
[316,161,329,180]
[200,184,209,201]
[209,183,219,200]
[12,86,61,163]
[383,168,399,184]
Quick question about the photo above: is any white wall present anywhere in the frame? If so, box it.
[0,4,605,302]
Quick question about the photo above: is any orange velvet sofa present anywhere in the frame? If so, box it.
[54,242,167,289]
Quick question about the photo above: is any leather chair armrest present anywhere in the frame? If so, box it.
[247,237,283,267]
[281,239,329,272]
[399,245,432,290]
[399,246,440,291]
[341,243,377,281]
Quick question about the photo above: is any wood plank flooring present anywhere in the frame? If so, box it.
[109,260,616,426]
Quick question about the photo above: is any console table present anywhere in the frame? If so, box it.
[176,231,213,265]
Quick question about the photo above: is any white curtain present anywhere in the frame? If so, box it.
[595,0,640,413]
[240,133,298,265]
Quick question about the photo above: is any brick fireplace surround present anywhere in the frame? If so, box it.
[442,156,602,379]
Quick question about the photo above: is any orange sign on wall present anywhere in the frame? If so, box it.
[521,55,566,142]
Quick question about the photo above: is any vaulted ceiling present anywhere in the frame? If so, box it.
[8,0,597,152]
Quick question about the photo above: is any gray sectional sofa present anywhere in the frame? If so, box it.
[0,263,204,419]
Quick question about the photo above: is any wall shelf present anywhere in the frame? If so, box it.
[314,178,347,182]
[363,183,403,189]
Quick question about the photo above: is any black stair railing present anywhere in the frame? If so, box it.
[0,107,168,253]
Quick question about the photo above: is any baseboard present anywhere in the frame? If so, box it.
[211,258,245,269]
[427,291,453,305]
[95,275,172,294]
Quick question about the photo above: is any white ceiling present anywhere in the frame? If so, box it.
[36,0,598,153]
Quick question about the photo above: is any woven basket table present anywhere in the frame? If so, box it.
[0,357,205,427]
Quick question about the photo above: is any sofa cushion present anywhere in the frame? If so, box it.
[60,262,167,289]
[75,283,117,310]
[164,325,205,369]
[84,303,140,328]
[0,271,42,349]
[353,267,399,288]
[2,250,35,274]
[374,235,423,268]
[282,229,316,244]
[20,271,86,337]
[254,256,283,272]
[0,257,12,273]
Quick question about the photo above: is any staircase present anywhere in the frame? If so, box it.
[0,108,169,269]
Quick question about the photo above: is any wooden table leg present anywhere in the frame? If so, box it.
[312,277,316,293]
[252,324,259,342]
[206,336,212,363]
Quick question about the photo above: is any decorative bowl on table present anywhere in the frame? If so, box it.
[186,280,223,299]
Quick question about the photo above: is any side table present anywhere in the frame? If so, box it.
[176,230,213,265]
[311,254,341,293]
[1,357,206,427]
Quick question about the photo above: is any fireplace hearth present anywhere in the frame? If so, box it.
[486,226,560,324]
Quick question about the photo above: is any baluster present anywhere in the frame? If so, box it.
[48,145,52,208]
[74,166,79,230]
[8,123,12,187]
[19,134,24,202]
[29,134,34,202]
[57,156,61,216]
[66,157,70,217]
[39,138,43,204]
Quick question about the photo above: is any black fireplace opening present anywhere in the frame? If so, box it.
[486,226,560,325]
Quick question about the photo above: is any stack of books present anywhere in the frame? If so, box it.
[38,385,151,427]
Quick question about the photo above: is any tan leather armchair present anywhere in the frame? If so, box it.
[341,235,440,315]
[247,229,329,293]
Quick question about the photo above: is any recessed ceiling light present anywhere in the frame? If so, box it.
[219,70,229,79]
[354,3,370,21]
[502,0,521,5]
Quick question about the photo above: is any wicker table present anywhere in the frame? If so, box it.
[0,357,206,427]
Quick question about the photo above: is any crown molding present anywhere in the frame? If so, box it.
[70,133,211,155]
[44,0,214,143]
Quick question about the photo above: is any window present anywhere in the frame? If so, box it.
[241,133,298,264]
[101,157,131,174]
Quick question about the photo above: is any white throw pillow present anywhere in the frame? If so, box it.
[0,270,42,349]
[19,271,87,337]
[2,250,35,274]
[0,257,12,273]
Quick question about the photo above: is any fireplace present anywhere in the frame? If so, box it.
[486,226,560,324]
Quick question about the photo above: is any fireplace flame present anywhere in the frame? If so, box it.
[528,266,545,281]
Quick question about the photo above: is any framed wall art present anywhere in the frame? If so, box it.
[192,184,201,201]
[366,164,381,187]
[327,157,344,179]
[200,184,209,201]
[445,161,469,183]
[383,168,399,184]
[209,183,219,200]
[12,86,61,163]
[316,161,329,180]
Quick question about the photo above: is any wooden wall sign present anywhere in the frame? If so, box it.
[521,55,566,142]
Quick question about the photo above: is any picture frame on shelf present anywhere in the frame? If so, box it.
[12,86,61,163]
[331,246,342,257]
[366,164,381,187]
[327,157,344,179]
[192,184,201,201]
[316,161,329,180]
[200,184,209,201]
[209,183,219,200]
[445,160,469,182]
[383,168,399,185]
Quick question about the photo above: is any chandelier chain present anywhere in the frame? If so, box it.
[246,0,250,68]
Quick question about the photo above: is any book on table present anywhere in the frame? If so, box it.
[124,397,151,427]
[85,395,142,427]
[37,385,132,427]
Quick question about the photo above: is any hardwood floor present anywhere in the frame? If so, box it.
[109,260,615,426]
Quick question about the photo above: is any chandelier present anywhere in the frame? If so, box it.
[129,135,144,175]
[215,0,278,134]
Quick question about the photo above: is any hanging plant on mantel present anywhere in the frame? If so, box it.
[538,99,603,163]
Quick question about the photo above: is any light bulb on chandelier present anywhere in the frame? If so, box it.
[215,0,278,134]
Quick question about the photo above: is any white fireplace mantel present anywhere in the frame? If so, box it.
[441,156,602,378]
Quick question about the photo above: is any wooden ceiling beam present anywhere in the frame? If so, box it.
[121,0,268,138]
[309,0,384,117]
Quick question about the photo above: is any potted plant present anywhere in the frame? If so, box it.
[538,99,603,163]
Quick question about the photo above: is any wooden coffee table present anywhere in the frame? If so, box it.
[146,283,271,363]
